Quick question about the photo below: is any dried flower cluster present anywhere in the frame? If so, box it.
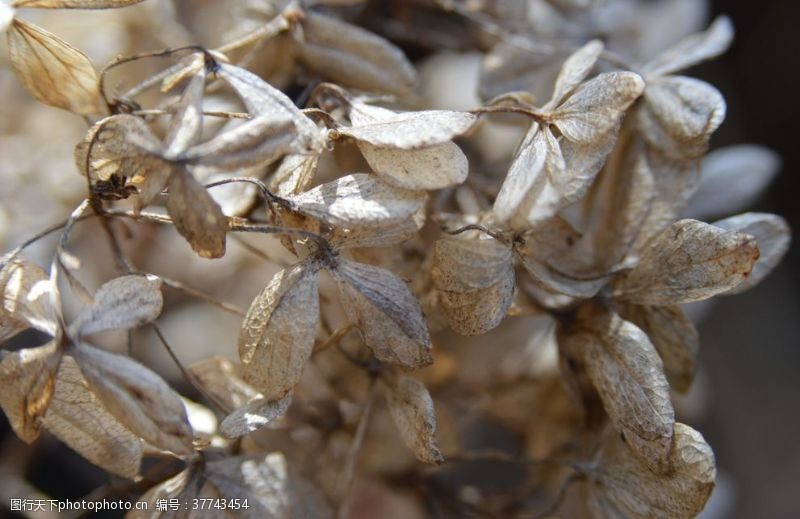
[0,0,791,517]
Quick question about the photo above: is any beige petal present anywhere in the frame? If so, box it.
[643,16,734,78]
[42,356,142,479]
[1,259,59,340]
[588,423,716,519]
[166,167,228,259]
[220,394,292,439]
[333,260,432,368]
[547,39,603,108]
[385,376,444,465]
[73,343,194,455]
[7,18,106,115]
[713,213,791,295]
[330,206,426,250]
[187,356,261,413]
[271,153,319,197]
[358,141,469,190]
[492,124,548,223]
[163,61,206,159]
[239,261,320,401]
[288,173,427,229]
[614,219,760,304]
[70,274,162,338]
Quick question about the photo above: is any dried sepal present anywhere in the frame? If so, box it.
[69,274,162,338]
[271,153,320,196]
[560,303,674,472]
[166,167,228,259]
[0,341,61,442]
[239,261,320,401]
[587,423,716,519]
[547,39,604,108]
[713,212,791,295]
[187,357,260,413]
[358,141,469,191]
[1,259,59,340]
[41,355,142,479]
[7,18,106,115]
[385,375,444,465]
[432,234,515,335]
[220,394,292,439]
[163,63,207,159]
[332,260,432,368]
[72,343,194,455]
[617,304,698,394]
[329,207,426,250]
[287,173,427,229]
[614,219,760,304]
[296,11,417,97]
[642,16,734,79]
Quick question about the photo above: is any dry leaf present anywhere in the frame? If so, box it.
[239,261,320,401]
[72,343,194,455]
[432,234,514,335]
[614,219,760,304]
[7,18,106,115]
[385,376,444,464]
[713,212,791,295]
[333,260,432,368]
[42,355,142,479]
[588,422,716,519]
[69,274,162,338]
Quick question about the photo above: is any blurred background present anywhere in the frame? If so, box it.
[0,1,798,518]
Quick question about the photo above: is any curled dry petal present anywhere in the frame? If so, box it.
[166,167,228,259]
[6,18,106,115]
[432,234,515,335]
[287,173,427,229]
[332,260,432,368]
[239,261,320,401]
[617,304,698,394]
[560,304,674,472]
[588,423,716,519]
[643,16,734,78]
[70,274,163,338]
[72,343,194,455]
[1,259,59,340]
[163,63,206,159]
[546,39,604,108]
[42,356,142,479]
[385,376,444,464]
[713,212,791,295]
[220,394,292,439]
[614,219,760,305]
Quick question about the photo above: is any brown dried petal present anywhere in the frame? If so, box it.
[589,423,716,519]
[385,376,444,464]
[239,261,320,401]
[614,219,760,305]
[166,167,227,259]
[358,141,469,191]
[42,356,142,479]
[7,18,106,115]
[713,213,791,295]
[70,274,162,338]
[333,260,432,368]
[73,343,193,455]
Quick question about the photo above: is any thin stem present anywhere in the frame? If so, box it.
[313,324,355,356]
[156,275,247,317]
[216,14,292,54]
[442,223,508,243]
[132,109,251,119]
[337,377,377,519]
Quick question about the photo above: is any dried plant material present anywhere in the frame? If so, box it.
[492,41,644,225]
[166,167,228,258]
[220,394,292,438]
[432,234,514,335]
[239,261,320,401]
[0,341,60,442]
[6,18,106,115]
[12,0,146,7]
[618,304,698,393]
[342,103,476,150]
[588,423,716,519]
[713,213,791,295]
[333,260,432,368]
[687,145,782,219]
[188,356,260,413]
[329,207,426,250]
[132,453,333,519]
[69,274,162,338]
[0,259,59,341]
[614,219,760,304]
[296,11,417,96]
[288,173,427,229]
[641,16,734,79]
[272,153,320,196]
[561,304,674,472]
[42,356,142,479]
[385,376,444,465]
[72,343,193,455]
